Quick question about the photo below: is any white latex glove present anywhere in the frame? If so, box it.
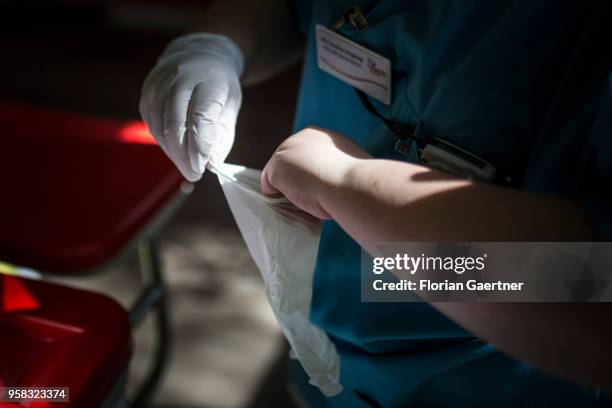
[139,33,244,181]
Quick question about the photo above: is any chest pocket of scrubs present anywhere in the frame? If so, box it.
[333,0,539,184]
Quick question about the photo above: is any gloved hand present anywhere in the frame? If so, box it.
[139,33,244,181]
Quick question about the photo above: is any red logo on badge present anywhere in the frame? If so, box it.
[367,57,386,78]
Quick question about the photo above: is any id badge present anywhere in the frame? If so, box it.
[316,24,392,105]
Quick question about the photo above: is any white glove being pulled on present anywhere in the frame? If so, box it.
[139,33,244,181]
[212,162,343,397]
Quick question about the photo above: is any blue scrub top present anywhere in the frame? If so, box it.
[289,1,612,407]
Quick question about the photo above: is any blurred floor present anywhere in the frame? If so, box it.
[51,219,293,408]
[1,3,302,407]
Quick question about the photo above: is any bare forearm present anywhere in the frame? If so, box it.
[432,302,612,390]
[192,0,304,85]
[320,158,595,244]
[317,158,612,389]
[262,127,610,389]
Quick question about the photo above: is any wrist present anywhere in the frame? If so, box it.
[316,155,366,216]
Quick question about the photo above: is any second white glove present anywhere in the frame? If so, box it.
[139,33,244,181]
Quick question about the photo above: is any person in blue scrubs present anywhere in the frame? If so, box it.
[140,0,612,406]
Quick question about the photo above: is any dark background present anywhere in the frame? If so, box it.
[0,1,302,406]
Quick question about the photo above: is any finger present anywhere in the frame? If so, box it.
[209,84,241,164]
[140,68,178,154]
[163,86,202,181]
[261,164,282,197]
[308,205,332,220]
[187,80,230,169]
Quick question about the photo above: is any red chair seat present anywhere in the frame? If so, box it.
[0,274,131,407]
[0,102,184,273]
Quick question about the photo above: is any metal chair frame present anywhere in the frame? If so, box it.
[4,182,192,407]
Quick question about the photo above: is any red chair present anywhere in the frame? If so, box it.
[0,101,191,406]
[0,274,131,407]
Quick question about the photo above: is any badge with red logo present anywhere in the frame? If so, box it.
[316,24,392,105]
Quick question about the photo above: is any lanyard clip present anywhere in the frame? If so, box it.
[331,5,369,32]
[348,6,369,32]
[390,122,415,141]
[391,122,417,158]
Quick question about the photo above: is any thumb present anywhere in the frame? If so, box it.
[261,165,282,197]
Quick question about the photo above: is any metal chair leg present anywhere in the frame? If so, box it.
[131,237,171,408]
